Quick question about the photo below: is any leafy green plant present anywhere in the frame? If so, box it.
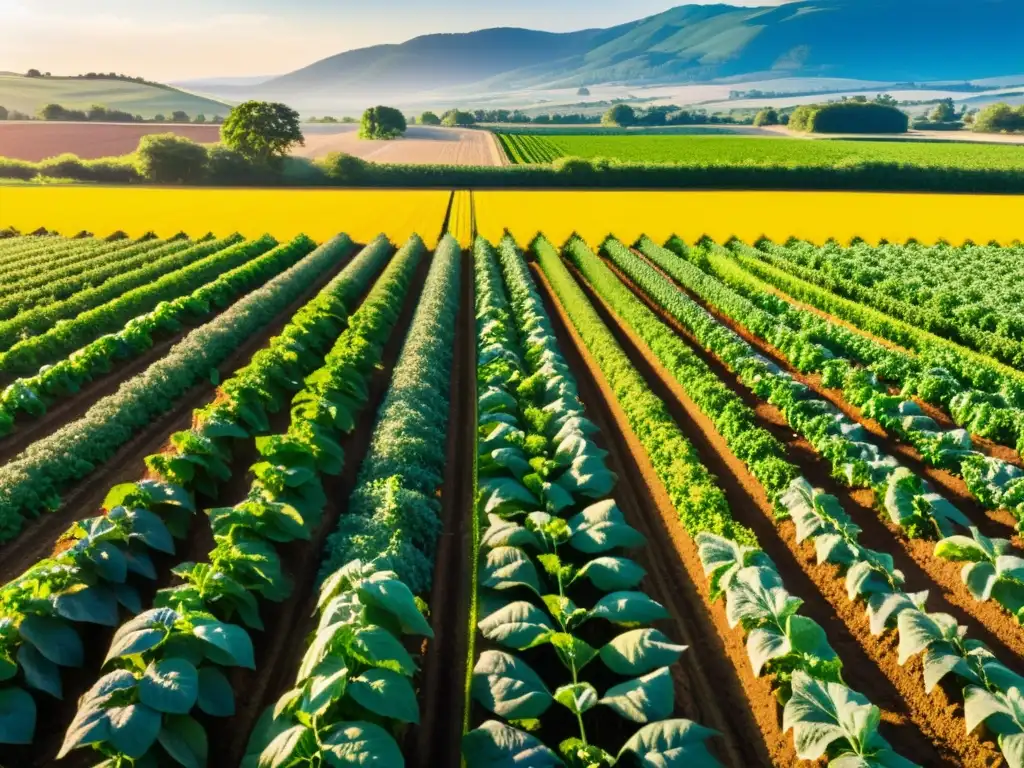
[935,528,1024,618]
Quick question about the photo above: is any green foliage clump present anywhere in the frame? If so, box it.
[752,108,779,126]
[220,100,304,164]
[789,101,909,134]
[359,105,408,139]
[973,102,1024,134]
[601,103,636,127]
[135,133,208,183]
[419,110,441,126]
[441,109,475,127]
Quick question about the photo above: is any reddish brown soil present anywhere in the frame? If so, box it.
[531,265,791,767]
[215,252,433,765]
[565,261,988,765]
[409,250,475,768]
[0,122,221,162]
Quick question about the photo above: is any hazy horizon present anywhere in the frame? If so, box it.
[0,0,796,81]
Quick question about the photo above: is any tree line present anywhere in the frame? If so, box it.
[0,104,226,124]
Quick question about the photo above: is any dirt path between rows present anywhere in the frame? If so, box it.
[568,258,998,765]
[214,251,434,765]
[606,253,1024,666]
[409,249,475,767]
[530,263,788,767]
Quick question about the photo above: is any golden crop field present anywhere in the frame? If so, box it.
[474,190,1024,247]
[2,187,1023,246]
[0,187,451,245]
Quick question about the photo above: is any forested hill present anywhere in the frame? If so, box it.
[261,0,1023,96]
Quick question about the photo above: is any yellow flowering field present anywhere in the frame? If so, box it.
[475,190,1024,248]
[0,187,451,245]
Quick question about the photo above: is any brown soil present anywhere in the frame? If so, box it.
[0,122,221,162]
[531,264,790,767]
[409,249,475,768]
[564,261,987,765]
[603,257,1024,665]
[4,250,359,768]
[215,251,433,765]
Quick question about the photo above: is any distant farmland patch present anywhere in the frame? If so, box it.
[496,132,1024,170]
[0,123,221,162]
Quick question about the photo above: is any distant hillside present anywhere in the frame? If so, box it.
[257,0,1024,98]
[0,74,232,119]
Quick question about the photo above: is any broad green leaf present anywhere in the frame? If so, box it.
[600,629,687,676]
[194,620,255,669]
[746,625,790,677]
[478,602,554,650]
[106,608,176,663]
[349,625,416,676]
[896,610,946,665]
[922,644,972,693]
[19,615,84,667]
[302,659,348,715]
[782,672,877,761]
[617,719,722,767]
[357,577,434,638]
[321,721,405,766]
[54,585,119,627]
[963,562,998,601]
[964,686,1013,734]
[482,547,542,594]
[197,666,235,716]
[554,682,598,715]
[472,651,552,720]
[481,477,538,515]
[260,724,312,768]
[576,556,646,591]
[18,643,63,698]
[589,591,668,626]
[550,632,598,673]
[599,667,674,723]
[481,516,542,551]
[568,500,645,554]
[725,567,801,630]
[348,668,420,723]
[463,720,563,767]
[57,700,109,758]
[934,534,992,564]
[158,714,208,768]
[108,704,162,758]
[0,687,36,745]
[139,658,199,714]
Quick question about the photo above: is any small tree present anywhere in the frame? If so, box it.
[154,114,166,123]
[358,106,407,139]
[874,93,898,107]
[973,102,1024,133]
[135,134,208,183]
[419,111,441,126]
[441,109,474,127]
[26,69,42,78]
[171,110,190,123]
[220,101,304,164]
[577,86,591,96]
[194,113,206,124]
[753,108,779,126]
[601,104,636,127]
[929,98,957,123]
[0,106,8,121]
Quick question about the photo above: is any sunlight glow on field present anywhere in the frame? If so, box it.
[0,187,451,245]
[475,190,1024,248]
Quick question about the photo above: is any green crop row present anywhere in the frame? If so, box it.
[539,235,915,765]
[0,236,149,299]
[0,235,351,543]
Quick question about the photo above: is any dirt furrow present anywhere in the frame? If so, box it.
[530,263,790,767]
[563,260,981,765]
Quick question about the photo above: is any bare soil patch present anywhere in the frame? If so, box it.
[0,122,221,162]
[294,124,503,166]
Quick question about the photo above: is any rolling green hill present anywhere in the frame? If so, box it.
[0,74,232,119]
[257,0,1024,98]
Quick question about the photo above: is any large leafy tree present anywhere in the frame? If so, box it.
[220,101,304,164]
[419,111,441,126]
[602,104,636,127]
[359,105,407,139]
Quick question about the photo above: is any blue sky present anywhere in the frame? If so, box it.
[0,0,793,80]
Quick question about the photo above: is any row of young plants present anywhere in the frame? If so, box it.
[0,234,312,437]
[463,236,720,766]
[631,240,1024,543]
[0,236,115,284]
[582,238,1024,766]
[750,240,1024,369]
[0,233,277,385]
[242,235,459,768]
[685,241,1024,460]
[741,240,1024,382]
[0,236,155,308]
[57,236,421,765]
[606,239,1024,614]
[0,234,353,543]
[641,239,1024,518]
[0,236,179,322]
[534,235,911,766]
[319,234,462,592]
[0,235,390,748]
[0,236,226,352]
